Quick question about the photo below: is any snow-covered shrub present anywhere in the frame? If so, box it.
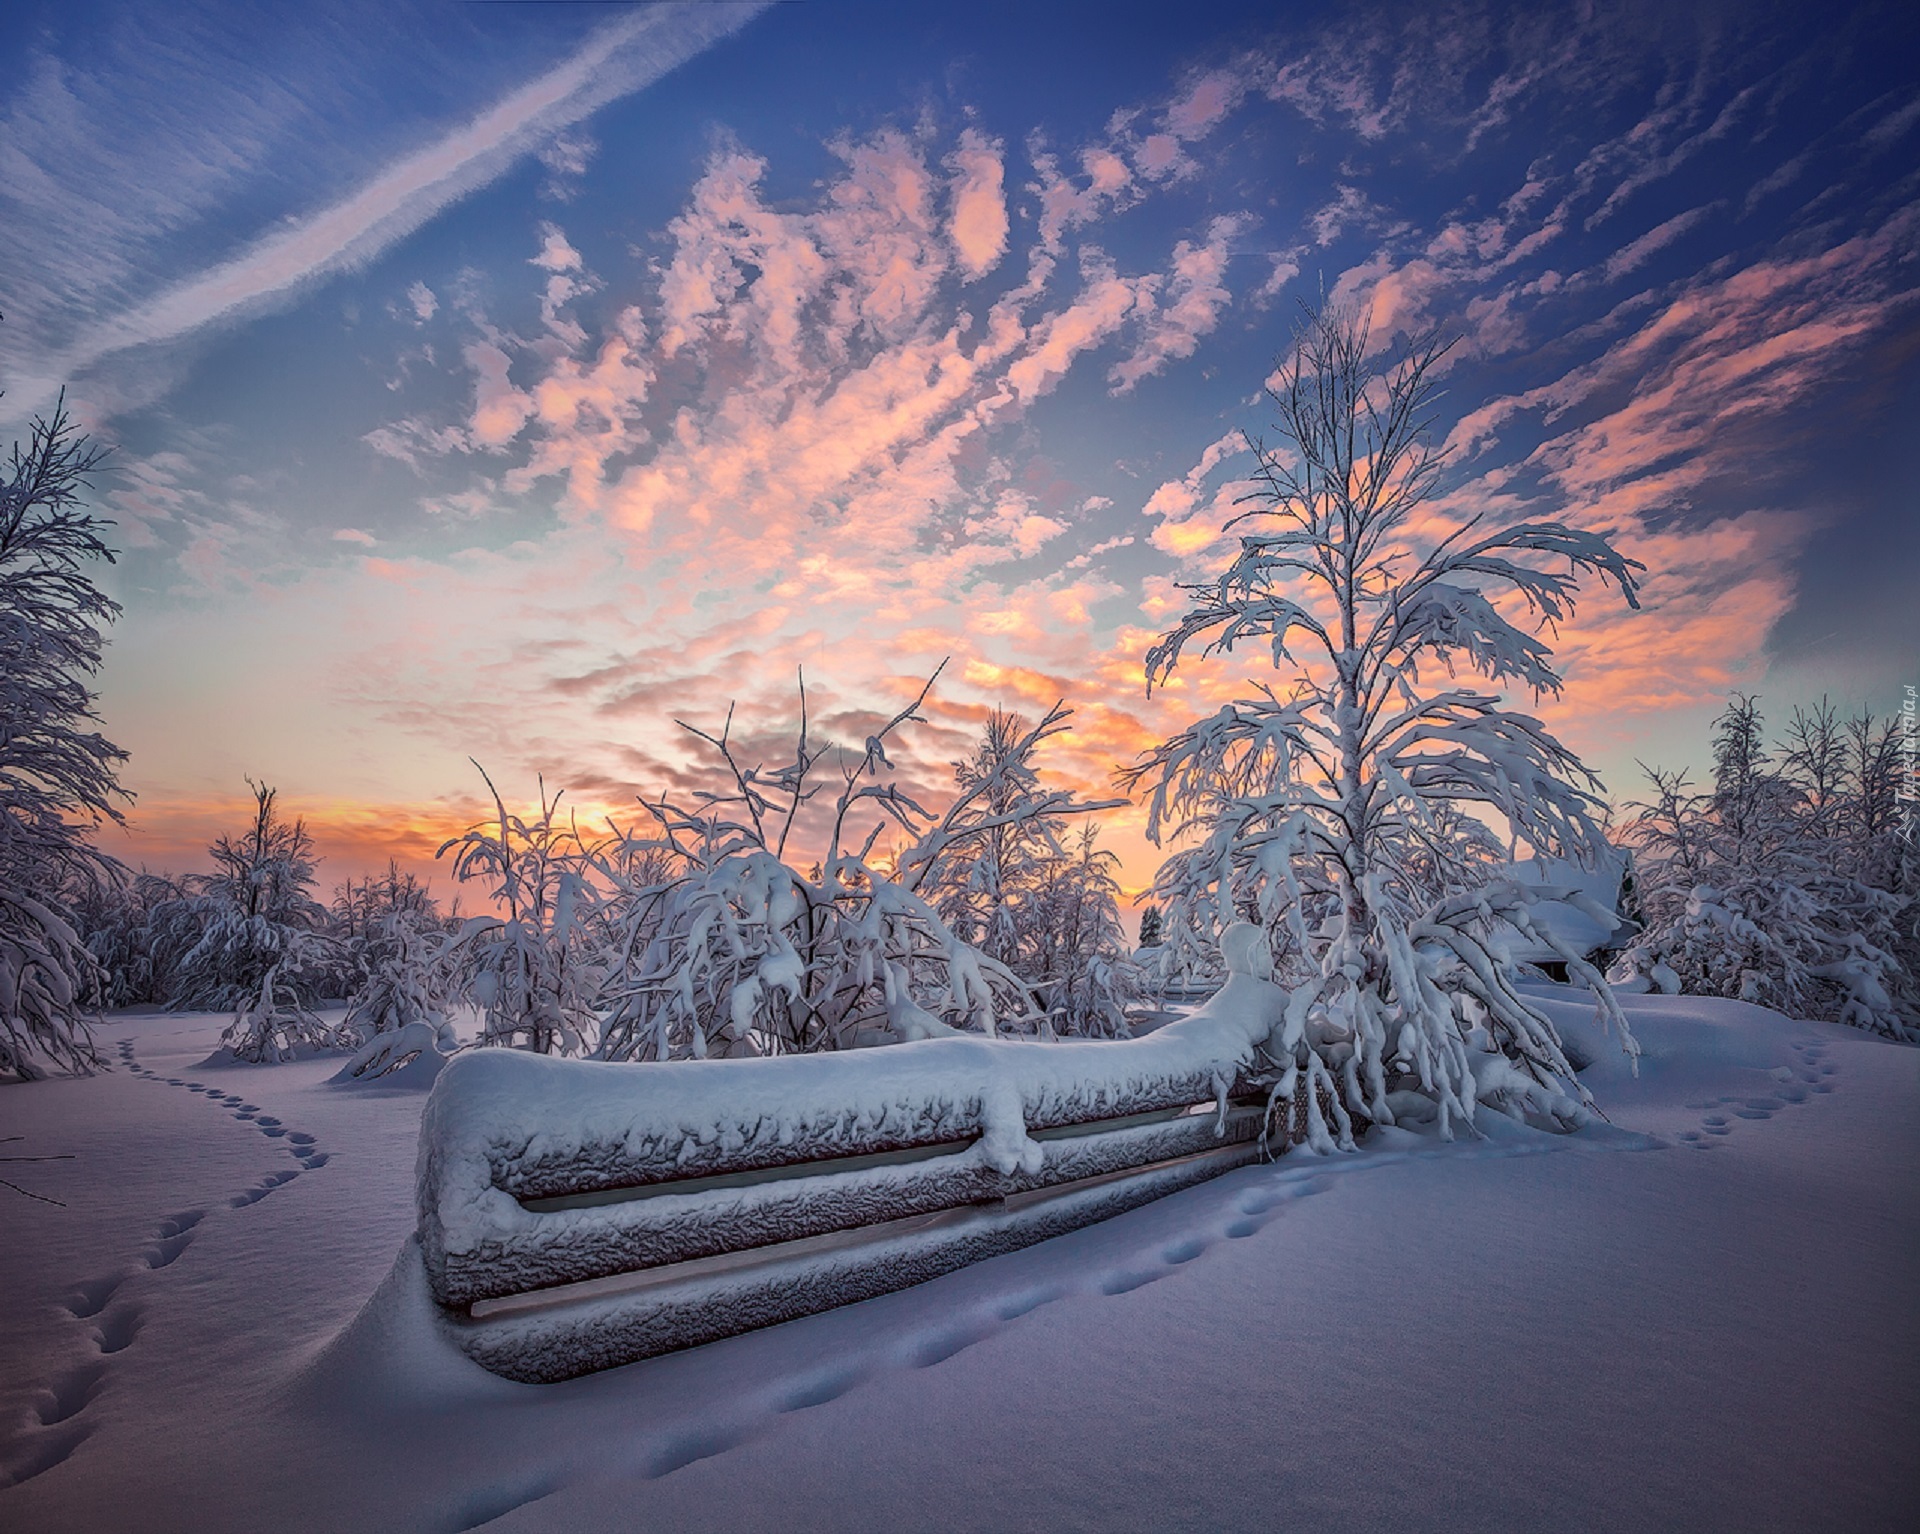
[909,707,1073,962]
[65,869,182,1008]
[329,1017,457,1087]
[1123,302,1644,1143]
[334,862,456,1041]
[0,397,129,1081]
[438,770,604,1056]
[1616,695,1915,1039]
[171,781,347,1062]
[593,674,1121,1060]
[902,705,1133,1035]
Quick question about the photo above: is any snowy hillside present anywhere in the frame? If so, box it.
[1,992,1914,1532]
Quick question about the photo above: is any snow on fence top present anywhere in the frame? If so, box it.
[414,927,1289,1354]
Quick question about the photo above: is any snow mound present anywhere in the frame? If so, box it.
[330,1020,456,1090]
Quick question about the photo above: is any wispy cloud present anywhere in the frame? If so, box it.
[1602,203,1719,281]
[2,2,769,420]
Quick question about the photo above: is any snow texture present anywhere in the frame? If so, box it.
[0,992,1915,1533]
[330,1019,456,1090]
[449,1140,1259,1383]
[416,928,1288,1312]
[1490,853,1632,965]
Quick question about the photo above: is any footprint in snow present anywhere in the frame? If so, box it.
[0,1420,93,1490]
[1681,1047,1834,1147]
[121,1037,334,1182]
[143,1209,206,1270]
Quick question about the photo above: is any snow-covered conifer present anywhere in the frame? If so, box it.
[1137,903,1163,950]
[0,398,129,1081]
[1124,302,1645,1144]
[1617,695,1914,1038]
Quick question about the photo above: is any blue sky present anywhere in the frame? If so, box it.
[3,0,1915,893]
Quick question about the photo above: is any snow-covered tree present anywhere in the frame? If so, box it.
[1616,695,1914,1039]
[592,672,1123,1060]
[438,770,603,1055]
[910,707,1072,963]
[0,397,129,1082]
[1137,903,1163,949]
[1123,302,1644,1146]
[902,702,1134,1030]
[335,861,456,1041]
[173,781,345,1062]
[66,869,184,1008]
[1018,825,1143,1039]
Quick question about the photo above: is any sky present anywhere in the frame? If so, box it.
[3,0,1916,908]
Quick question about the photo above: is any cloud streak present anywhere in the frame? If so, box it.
[4,1,768,419]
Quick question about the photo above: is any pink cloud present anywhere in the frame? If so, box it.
[530,222,582,273]
[1005,262,1146,403]
[464,340,535,449]
[1110,215,1247,391]
[1144,429,1250,558]
[1603,204,1717,281]
[1167,69,1244,139]
[946,129,1009,280]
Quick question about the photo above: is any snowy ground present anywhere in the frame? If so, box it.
[1,993,1915,1533]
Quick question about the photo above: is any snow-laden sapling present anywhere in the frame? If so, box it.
[1123,302,1643,1145]
[904,706,1136,1035]
[909,707,1072,964]
[438,769,605,1056]
[172,781,347,1063]
[1016,824,1144,1039]
[594,672,1124,1059]
[0,398,130,1080]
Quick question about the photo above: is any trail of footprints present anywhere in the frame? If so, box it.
[617,1171,1344,1499]
[113,1036,332,1178]
[598,1057,1835,1510]
[445,1168,1343,1524]
[578,1056,1840,1511]
[0,1037,334,1491]
[1673,1036,1837,1150]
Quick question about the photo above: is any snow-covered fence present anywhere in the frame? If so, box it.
[415,941,1288,1381]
